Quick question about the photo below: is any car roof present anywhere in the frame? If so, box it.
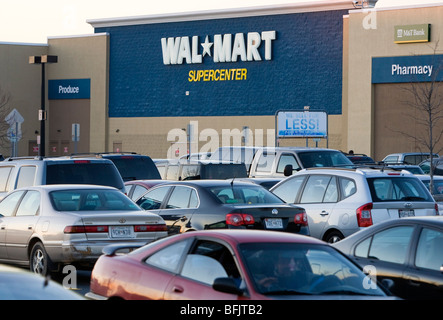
[148,179,263,188]
[171,229,325,245]
[293,167,416,177]
[17,184,119,191]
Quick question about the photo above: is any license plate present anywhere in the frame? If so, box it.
[399,209,415,218]
[110,226,134,238]
[264,218,283,229]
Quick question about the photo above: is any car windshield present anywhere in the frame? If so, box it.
[367,177,433,202]
[239,242,386,296]
[209,185,284,204]
[50,189,140,211]
[297,151,353,168]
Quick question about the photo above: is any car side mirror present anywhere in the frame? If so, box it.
[284,164,293,177]
[212,277,244,295]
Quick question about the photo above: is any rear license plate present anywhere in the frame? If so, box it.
[110,226,134,238]
[399,209,415,218]
[264,218,283,229]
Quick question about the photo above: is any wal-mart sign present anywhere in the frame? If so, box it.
[276,110,328,138]
[48,79,91,100]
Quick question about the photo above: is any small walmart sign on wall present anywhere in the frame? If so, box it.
[48,79,91,100]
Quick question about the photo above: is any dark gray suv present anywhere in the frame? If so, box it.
[0,157,125,199]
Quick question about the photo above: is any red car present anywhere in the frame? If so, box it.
[86,230,395,300]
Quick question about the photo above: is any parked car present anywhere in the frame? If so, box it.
[416,174,443,214]
[163,160,248,181]
[382,152,439,165]
[0,156,126,199]
[270,167,438,243]
[0,184,167,276]
[235,177,284,190]
[86,230,395,300]
[419,156,443,175]
[387,164,424,175]
[71,152,161,181]
[124,179,166,201]
[345,153,376,165]
[0,264,85,300]
[248,147,354,178]
[333,216,443,300]
[209,146,263,175]
[135,180,309,236]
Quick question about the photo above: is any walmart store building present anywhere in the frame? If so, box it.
[1,1,443,160]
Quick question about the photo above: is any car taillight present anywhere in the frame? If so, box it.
[294,211,308,226]
[226,213,255,226]
[134,224,167,232]
[435,203,440,216]
[356,203,373,227]
[64,225,109,233]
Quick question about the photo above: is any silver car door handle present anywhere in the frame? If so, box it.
[320,211,329,216]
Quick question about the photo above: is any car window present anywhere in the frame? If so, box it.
[107,156,161,181]
[276,154,301,173]
[256,152,276,173]
[339,177,356,199]
[0,166,13,192]
[0,191,25,217]
[415,228,443,272]
[46,163,124,190]
[367,177,432,202]
[297,151,352,168]
[16,166,36,189]
[15,191,40,216]
[145,239,190,273]
[181,240,241,285]
[50,189,140,212]
[210,185,283,204]
[383,155,399,163]
[137,186,172,210]
[165,186,198,209]
[323,176,338,203]
[354,226,414,264]
[132,185,149,201]
[271,176,305,203]
[300,175,331,203]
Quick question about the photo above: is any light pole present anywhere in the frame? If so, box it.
[29,55,58,157]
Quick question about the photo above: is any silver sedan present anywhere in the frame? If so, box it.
[0,184,167,276]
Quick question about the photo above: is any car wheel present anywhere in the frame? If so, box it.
[29,242,54,276]
[324,231,344,243]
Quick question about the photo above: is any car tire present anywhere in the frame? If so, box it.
[29,241,54,276]
[324,231,344,243]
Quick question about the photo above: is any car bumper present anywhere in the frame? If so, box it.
[47,238,160,265]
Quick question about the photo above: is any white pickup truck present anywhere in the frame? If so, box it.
[209,146,354,177]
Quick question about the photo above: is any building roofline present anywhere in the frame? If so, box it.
[87,1,353,28]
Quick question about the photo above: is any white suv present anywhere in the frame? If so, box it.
[270,167,439,243]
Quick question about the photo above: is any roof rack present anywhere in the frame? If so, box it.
[69,152,139,158]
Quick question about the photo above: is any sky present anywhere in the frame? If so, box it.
[0,0,441,44]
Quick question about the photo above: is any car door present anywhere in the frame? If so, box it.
[164,238,244,300]
[159,186,198,234]
[0,190,26,259]
[350,225,415,299]
[6,190,41,261]
[404,226,443,299]
[297,175,337,240]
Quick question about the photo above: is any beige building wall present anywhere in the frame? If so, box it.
[47,34,109,154]
[346,3,443,160]
[0,42,48,157]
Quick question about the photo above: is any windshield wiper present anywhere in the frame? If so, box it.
[401,196,426,201]
[319,289,383,296]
